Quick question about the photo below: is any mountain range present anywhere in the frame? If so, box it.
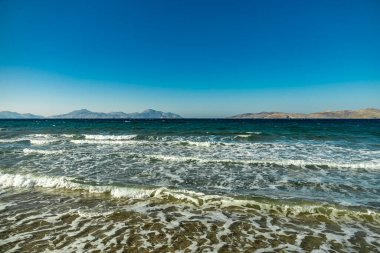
[0,111,44,119]
[1,108,380,119]
[229,108,380,119]
[0,109,182,119]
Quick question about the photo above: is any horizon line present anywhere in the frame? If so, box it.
[0,107,379,119]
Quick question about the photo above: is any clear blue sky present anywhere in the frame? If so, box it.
[0,0,379,117]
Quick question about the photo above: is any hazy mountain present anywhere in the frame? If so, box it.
[307,108,380,119]
[126,109,182,119]
[50,109,111,119]
[50,109,182,119]
[0,111,43,119]
[229,108,380,119]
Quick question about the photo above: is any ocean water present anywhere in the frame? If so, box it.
[0,119,379,252]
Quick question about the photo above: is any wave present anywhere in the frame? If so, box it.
[0,172,204,205]
[23,148,63,155]
[29,134,74,139]
[68,134,140,145]
[246,131,262,134]
[171,140,214,147]
[144,154,380,170]
[71,139,145,145]
[235,132,263,138]
[0,139,28,143]
[30,139,58,145]
[235,134,251,138]
[25,134,61,145]
[84,134,137,140]
[1,172,378,219]
[61,134,75,138]
[71,138,214,147]
[234,132,264,140]
[82,134,214,147]
[0,172,154,199]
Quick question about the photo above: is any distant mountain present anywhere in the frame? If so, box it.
[50,109,182,119]
[125,109,182,119]
[50,109,111,119]
[0,111,43,119]
[229,108,380,119]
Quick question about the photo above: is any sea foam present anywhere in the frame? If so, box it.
[23,148,63,155]
[144,154,380,170]
[84,134,137,140]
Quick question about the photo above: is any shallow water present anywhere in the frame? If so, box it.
[0,119,379,252]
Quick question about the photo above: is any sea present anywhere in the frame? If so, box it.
[0,119,379,252]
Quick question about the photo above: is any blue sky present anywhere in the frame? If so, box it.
[0,0,379,117]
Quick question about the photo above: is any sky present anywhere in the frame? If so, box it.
[0,0,379,118]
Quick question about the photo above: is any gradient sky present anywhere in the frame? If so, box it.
[0,0,379,117]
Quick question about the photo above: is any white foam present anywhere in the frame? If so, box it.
[26,134,60,145]
[72,138,214,148]
[236,134,251,138]
[144,154,380,170]
[31,134,51,137]
[77,209,114,218]
[0,134,73,144]
[1,173,379,227]
[146,154,197,162]
[0,138,28,143]
[0,173,159,200]
[23,148,62,155]
[0,173,80,189]
[173,140,214,147]
[29,139,57,145]
[0,201,16,211]
[0,172,207,205]
[61,134,75,138]
[84,134,137,140]
[71,139,144,145]
[110,187,154,198]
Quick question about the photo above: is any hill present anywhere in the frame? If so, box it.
[229,108,380,119]
[50,109,182,119]
[0,111,43,119]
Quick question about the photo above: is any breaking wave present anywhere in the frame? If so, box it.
[23,148,63,155]
[71,139,144,145]
[1,172,379,219]
[0,172,203,204]
[144,154,380,170]
[30,139,58,145]
[84,134,138,140]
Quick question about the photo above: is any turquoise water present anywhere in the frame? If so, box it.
[1,119,379,252]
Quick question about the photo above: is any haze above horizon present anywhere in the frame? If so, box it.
[1,0,379,118]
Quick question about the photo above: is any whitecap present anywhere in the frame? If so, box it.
[84,134,137,140]
[23,148,62,155]
[236,134,251,138]
[71,139,145,145]
[171,140,214,147]
[30,139,57,145]
[143,154,380,170]
[0,138,28,143]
